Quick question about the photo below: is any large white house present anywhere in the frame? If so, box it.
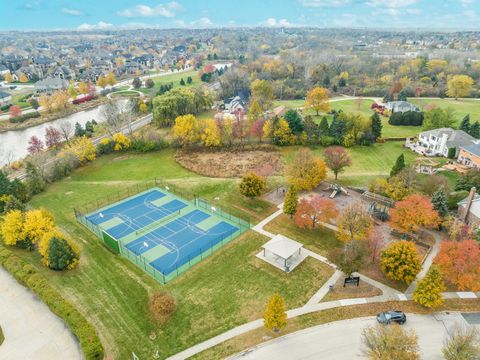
[385,101,419,113]
[406,128,478,158]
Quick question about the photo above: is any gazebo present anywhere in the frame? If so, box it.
[257,234,306,272]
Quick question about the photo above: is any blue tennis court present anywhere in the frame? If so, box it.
[80,187,248,283]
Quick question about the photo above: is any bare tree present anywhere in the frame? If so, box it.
[100,99,128,136]
[58,121,73,143]
[443,326,480,360]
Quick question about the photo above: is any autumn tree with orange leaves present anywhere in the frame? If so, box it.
[294,196,338,230]
[389,194,440,234]
[435,239,480,292]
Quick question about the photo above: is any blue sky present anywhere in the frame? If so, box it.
[1,0,479,30]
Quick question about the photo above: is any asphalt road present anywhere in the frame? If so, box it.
[230,313,475,360]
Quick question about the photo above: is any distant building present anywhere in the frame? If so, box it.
[223,96,246,114]
[407,128,478,158]
[34,77,68,94]
[458,144,480,168]
[0,91,12,107]
[385,101,419,113]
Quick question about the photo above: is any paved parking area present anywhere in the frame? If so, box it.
[0,267,82,360]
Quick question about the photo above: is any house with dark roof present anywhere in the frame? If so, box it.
[0,91,12,107]
[34,77,68,94]
[458,144,480,168]
[407,128,478,158]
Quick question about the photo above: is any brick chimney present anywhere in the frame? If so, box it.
[462,187,476,222]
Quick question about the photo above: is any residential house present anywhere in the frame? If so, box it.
[458,187,480,227]
[50,65,75,80]
[406,128,478,158]
[34,77,68,94]
[0,91,12,107]
[0,65,9,76]
[457,144,480,168]
[385,101,420,113]
[223,95,246,114]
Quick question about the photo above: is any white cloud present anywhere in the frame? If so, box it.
[62,8,84,16]
[77,21,113,30]
[190,17,213,27]
[298,0,351,7]
[262,18,292,27]
[118,2,181,18]
[366,0,417,7]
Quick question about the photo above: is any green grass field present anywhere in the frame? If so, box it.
[14,149,334,359]
[410,98,480,127]
[281,141,417,186]
[273,98,421,138]
[12,93,32,109]
[140,70,200,95]
[0,325,3,346]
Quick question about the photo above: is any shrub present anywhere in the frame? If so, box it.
[149,292,176,324]
[0,247,104,359]
[72,94,96,105]
[239,173,266,198]
[9,111,40,124]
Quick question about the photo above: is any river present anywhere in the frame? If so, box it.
[0,100,128,167]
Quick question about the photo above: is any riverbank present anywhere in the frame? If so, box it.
[0,97,108,133]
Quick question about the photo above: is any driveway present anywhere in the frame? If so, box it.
[0,267,82,360]
[230,313,473,360]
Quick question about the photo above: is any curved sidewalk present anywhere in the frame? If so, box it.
[0,267,82,360]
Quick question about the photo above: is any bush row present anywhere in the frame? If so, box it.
[72,95,97,105]
[0,247,104,359]
[9,111,41,124]
[388,111,424,126]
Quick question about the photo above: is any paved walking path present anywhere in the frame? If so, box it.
[0,267,82,360]
[406,230,443,294]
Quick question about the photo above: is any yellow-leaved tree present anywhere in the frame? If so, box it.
[306,87,330,115]
[172,114,200,147]
[0,210,25,246]
[272,118,296,146]
[263,293,287,333]
[78,81,88,95]
[4,73,13,83]
[63,136,96,164]
[201,119,221,147]
[413,265,445,308]
[287,148,327,191]
[96,76,107,89]
[381,240,421,285]
[105,72,117,86]
[112,133,131,151]
[22,208,56,245]
[446,75,474,100]
[336,202,373,242]
[18,72,29,83]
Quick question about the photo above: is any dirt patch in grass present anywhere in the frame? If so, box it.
[175,149,284,178]
[321,275,383,302]
[192,299,480,360]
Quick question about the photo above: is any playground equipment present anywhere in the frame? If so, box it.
[329,184,349,198]
[368,202,390,221]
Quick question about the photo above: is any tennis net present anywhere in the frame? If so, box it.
[135,210,181,236]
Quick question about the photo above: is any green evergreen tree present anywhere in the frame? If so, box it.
[9,179,29,203]
[283,110,304,134]
[470,121,480,139]
[0,170,11,197]
[390,153,405,177]
[319,116,330,136]
[74,122,85,137]
[397,89,407,101]
[431,190,449,218]
[371,112,382,140]
[460,114,471,134]
[283,186,298,218]
[329,117,347,143]
[25,162,45,195]
[187,76,193,84]
[179,78,186,86]
[47,237,79,271]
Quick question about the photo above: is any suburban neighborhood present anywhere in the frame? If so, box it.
[1,1,480,360]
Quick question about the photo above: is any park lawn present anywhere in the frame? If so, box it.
[281,142,417,187]
[410,98,480,127]
[110,90,141,98]
[151,70,200,91]
[12,93,32,109]
[0,325,3,346]
[264,214,342,256]
[17,149,333,359]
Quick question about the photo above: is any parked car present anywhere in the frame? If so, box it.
[9,85,17,90]
[376,311,406,324]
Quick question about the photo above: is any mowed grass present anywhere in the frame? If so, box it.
[281,141,417,187]
[410,98,480,127]
[273,98,421,138]
[22,149,332,359]
[140,69,200,94]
